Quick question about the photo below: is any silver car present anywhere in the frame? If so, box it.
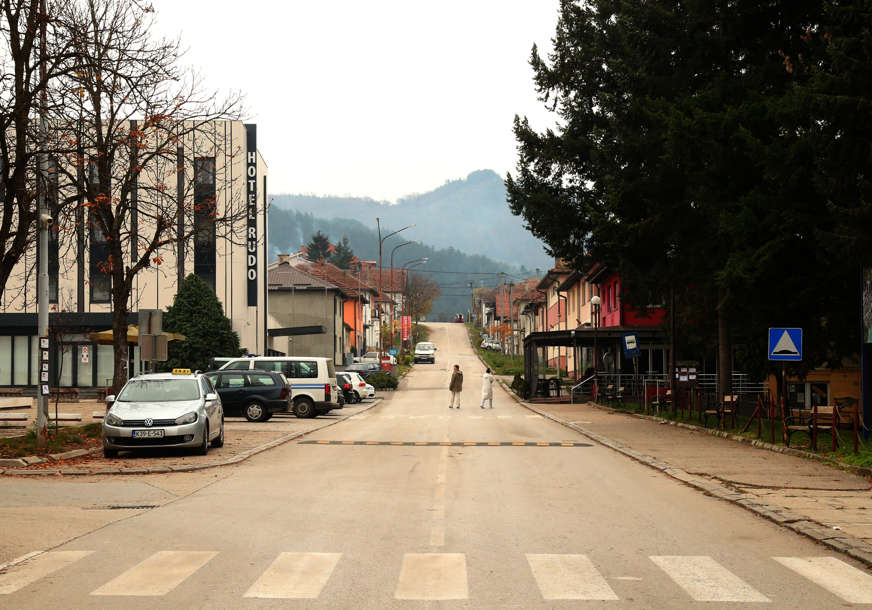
[102,370,224,458]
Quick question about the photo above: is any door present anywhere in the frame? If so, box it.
[213,373,247,412]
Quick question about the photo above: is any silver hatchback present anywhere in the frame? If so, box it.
[102,370,224,458]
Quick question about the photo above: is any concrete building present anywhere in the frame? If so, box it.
[0,120,268,389]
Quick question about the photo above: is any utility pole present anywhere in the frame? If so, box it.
[508,281,514,358]
[469,281,474,327]
[36,0,49,448]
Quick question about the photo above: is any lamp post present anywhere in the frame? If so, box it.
[591,295,601,401]
[389,241,415,350]
[376,219,414,351]
[401,258,428,345]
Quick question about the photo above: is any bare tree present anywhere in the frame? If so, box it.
[405,272,440,324]
[52,0,245,391]
[0,0,74,298]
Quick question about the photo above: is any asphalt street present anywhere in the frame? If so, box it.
[1,322,871,608]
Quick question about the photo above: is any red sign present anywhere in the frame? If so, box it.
[401,316,411,341]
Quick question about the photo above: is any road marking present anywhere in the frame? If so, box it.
[430,445,449,546]
[774,556,872,603]
[0,551,93,595]
[497,415,512,419]
[91,551,216,596]
[650,556,769,602]
[298,440,592,447]
[526,414,542,418]
[395,553,468,600]
[526,554,618,600]
[244,552,341,599]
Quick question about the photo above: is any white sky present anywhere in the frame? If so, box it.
[149,0,560,201]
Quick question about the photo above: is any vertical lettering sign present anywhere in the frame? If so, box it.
[245,124,258,306]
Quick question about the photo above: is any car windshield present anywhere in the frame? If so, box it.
[416,343,433,350]
[117,379,200,402]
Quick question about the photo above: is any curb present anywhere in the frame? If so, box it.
[491,375,872,569]
[0,399,383,477]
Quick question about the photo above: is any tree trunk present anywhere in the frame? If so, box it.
[717,291,732,400]
[111,274,129,393]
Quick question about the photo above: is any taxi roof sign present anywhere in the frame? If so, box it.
[172,368,192,375]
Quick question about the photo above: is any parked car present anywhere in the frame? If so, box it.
[482,339,502,351]
[343,370,375,400]
[336,373,359,404]
[218,356,340,418]
[204,369,291,422]
[355,350,397,365]
[343,362,383,379]
[414,341,437,363]
[102,368,224,458]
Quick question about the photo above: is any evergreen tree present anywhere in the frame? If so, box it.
[506,1,861,380]
[160,274,242,372]
[305,230,332,261]
[331,236,355,269]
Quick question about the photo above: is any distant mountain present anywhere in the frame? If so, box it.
[267,208,534,319]
[270,170,552,270]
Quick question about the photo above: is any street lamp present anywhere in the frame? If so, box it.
[401,257,428,346]
[590,295,601,401]
[389,241,415,350]
[376,219,414,351]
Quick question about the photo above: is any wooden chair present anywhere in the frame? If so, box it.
[650,389,671,414]
[704,394,737,429]
[785,405,840,451]
[614,386,625,403]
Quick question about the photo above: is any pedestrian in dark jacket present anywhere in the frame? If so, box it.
[448,364,463,408]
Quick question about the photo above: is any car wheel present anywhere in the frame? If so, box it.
[211,417,225,447]
[293,397,316,418]
[196,423,209,455]
[103,447,118,459]
[353,391,361,403]
[243,401,268,422]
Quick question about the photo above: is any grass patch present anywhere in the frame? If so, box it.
[0,423,102,458]
[466,324,525,376]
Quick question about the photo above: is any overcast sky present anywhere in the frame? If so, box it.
[150,0,560,201]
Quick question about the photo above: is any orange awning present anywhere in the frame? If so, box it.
[88,325,186,345]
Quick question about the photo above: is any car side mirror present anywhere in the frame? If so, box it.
[206,392,218,401]
[104,394,116,404]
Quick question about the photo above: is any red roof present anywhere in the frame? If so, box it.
[291,258,378,300]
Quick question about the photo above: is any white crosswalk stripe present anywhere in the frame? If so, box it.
[244,552,341,599]
[527,554,618,600]
[651,556,770,603]
[0,551,93,595]
[394,553,468,600]
[774,556,872,604]
[91,551,217,597]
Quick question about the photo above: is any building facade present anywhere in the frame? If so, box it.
[0,121,269,389]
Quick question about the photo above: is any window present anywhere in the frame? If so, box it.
[194,157,216,290]
[87,157,111,303]
[295,360,318,378]
[13,336,29,385]
[223,361,251,371]
[0,337,11,385]
[247,374,276,387]
[220,373,247,388]
[199,377,212,395]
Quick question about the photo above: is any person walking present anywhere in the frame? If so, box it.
[448,364,463,408]
[480,367,494,409]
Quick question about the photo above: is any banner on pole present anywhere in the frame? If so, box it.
[401,316,411,341]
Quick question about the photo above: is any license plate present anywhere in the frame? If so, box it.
[132,429,164,438]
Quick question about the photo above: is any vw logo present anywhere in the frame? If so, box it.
[144,418,153,427]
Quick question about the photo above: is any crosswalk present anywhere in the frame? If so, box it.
[348,413,544,420]
[2,550,871,603]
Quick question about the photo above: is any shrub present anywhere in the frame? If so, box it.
[368,372,399,390]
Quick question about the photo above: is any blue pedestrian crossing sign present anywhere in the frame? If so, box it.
[768,328,802,362]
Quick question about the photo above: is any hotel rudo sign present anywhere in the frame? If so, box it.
[245,124,258,306]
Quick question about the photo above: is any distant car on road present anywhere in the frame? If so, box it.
[355,351,397,366]
[102,369,224,458]
[204,369,291,422]
[414,341,437,363]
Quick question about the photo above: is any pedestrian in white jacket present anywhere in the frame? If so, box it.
[480,368,494,409]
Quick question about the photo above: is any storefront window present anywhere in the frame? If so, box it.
[0,337,11,385]
[29,336,38,385]
[97,345,114,388]
[78,345,94,387]
[13,336,29,385]
[56,345,73,387]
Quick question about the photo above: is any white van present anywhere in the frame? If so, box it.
[218,356,340,418]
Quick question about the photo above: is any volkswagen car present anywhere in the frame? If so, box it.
[101,369,224,458]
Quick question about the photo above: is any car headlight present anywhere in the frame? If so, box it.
[175,412,198,425]
[105,412,123,426]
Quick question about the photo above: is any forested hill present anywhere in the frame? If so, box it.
[270,169,552,270]
[267,207,534,319]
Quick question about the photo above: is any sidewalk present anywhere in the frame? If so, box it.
[493,373,872,566]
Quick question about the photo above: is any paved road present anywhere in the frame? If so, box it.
[2,323,872,608]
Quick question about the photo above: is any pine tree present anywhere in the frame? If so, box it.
[331,236,355,269]
[160,274,242,372]
[305,230,331,262]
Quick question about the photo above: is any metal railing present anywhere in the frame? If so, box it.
[570,375,596,404]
